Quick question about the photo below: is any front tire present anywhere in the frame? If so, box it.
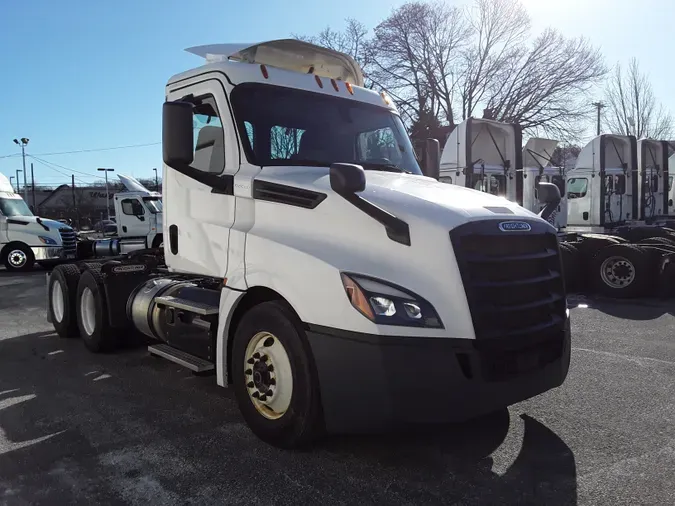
[232,300,323,449]
[3,243,35,272]
[591,244,651,298]
[75,268,118,353]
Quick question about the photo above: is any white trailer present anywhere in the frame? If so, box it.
[0,172,77,271]
[77,174,163,258]
[46,39,570,448]
[440,119,675,299]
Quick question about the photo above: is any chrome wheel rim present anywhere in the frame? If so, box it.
[600,256,635,288]
[80,287,97,336]
[51,280,65,323]
[8,249,27,268]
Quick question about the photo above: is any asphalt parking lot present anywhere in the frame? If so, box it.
[0,269,674,506]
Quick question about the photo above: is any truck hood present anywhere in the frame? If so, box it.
[7,216,71,232]
[356,172,540,227]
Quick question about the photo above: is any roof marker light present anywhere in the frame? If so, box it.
[331,79,339,92]
[260,64,269,79]
[315,75,323,88]
[380,91,392,105]
[345,82,354,95]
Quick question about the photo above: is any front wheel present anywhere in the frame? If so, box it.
[591,244,651,298]
[232,300,323,449]
[3,244,35,272]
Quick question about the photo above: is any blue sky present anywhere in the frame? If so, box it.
[0,0,672,187]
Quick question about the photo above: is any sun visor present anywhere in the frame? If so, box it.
[117,174,150,193]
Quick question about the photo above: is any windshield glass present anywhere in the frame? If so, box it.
[0,197,33,217]
[231,83,422,175]
[143,197,162,214]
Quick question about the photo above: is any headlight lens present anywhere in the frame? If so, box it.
[341,273,443,328]
[38,236,58,245]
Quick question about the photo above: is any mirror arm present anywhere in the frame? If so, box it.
[168,162,234,195]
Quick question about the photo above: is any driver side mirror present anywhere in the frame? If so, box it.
[537,182,562,222]
[422,138,440,180]
[163,101,194,168]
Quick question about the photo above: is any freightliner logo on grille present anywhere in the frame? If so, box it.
[498,221,532,232]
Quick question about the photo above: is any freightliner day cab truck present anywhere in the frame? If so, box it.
[0,173,77,271]
[46,39,570,448]
[439,118,675,298]
[77,174,164,259]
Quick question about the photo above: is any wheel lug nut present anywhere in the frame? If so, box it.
[247,381,254,388]
[260,354,268,362]
[269,378,276,385]
[267,365,274,372]
[253,352,261,359]
[245,369,252,375]
[266,390,273,396]
[247,358,254,364]
[259,395,267,402]
[252,391,260,398]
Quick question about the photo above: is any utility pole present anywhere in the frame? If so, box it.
[15,169,22,194]
[592,102,605,135]
[153,167,159,192]
[71,175,78,228]
[12,138,29,200]
[30,162,36,213]
[97,168,115,220]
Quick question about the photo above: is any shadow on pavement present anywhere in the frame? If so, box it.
[568,294,674,321]
[0,329,577,505]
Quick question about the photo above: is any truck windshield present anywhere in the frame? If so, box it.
[0,198,33,217]
[230,83,422,175]
[143,197,162,214]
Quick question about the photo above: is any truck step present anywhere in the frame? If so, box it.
[154,295,219,315]
[148,343,215,373]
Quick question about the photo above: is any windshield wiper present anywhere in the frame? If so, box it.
[359,162,411,174]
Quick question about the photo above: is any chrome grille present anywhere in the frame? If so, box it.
[58,227,77,255]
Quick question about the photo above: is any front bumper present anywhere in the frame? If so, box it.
[306,316,571,433]
[31,246,77,262]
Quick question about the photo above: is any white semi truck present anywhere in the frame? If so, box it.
[439,119,675,298]
[77,174,163,258]
[0,172,77,271]
[46,39,570,448]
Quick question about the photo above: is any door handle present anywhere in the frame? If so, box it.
[122,225,127,233]
[169,224,178,254]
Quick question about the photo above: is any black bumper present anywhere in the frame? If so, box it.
[306,318,571,434]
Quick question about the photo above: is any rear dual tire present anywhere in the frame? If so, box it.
[75,268,119,353]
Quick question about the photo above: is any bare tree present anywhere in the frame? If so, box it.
[459,0,530,120]
[487,28,606,139]
[366,1,469,127]
[605,58,673,139]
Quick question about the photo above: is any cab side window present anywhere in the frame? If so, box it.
[567,177,588,198]
[121,199,144,216]
[192,95,225,174]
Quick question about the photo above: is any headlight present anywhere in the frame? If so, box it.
[340,273,443,328]
[38,236,58,245]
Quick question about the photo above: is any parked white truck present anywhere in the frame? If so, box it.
[0,172,77,271]
[439,119,675,298]
[77,174,163,259]
[46,39,570,448]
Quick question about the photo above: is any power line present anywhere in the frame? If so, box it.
[28,155,100,178]
[0,141,161,159]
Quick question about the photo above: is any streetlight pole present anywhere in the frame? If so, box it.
[12,138,29,200]
[153,168,159,192]
[15,169,22,194]
[97,168,115,220]
[591,102,604,136]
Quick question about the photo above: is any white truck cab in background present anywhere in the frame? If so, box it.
[78,174,163,258]
[46,39,570,448]
[0,173,76,271]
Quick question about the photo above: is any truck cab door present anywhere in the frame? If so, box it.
[164,78,238,277]
[118,197,150,237]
